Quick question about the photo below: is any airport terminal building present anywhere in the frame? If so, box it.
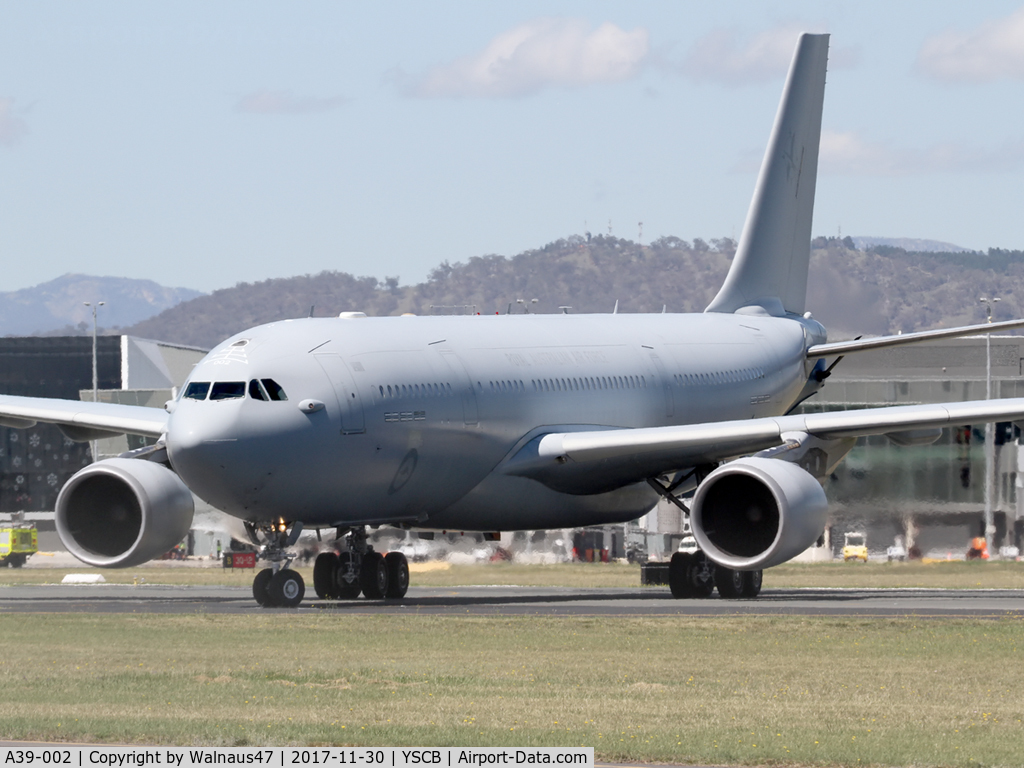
[0,336,209,549]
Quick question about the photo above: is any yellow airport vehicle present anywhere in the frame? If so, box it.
[0,519,37,568]
[842,531,868,562]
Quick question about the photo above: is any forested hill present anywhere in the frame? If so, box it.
[125,236,1024,349]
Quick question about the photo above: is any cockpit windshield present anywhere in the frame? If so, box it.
[183,382,211,400]
[182,379,286,402]
[261,379,288,401]
[209,382,246,401]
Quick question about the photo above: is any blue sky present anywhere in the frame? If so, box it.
[2,1,1023,293]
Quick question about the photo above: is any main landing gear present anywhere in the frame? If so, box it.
[312,527,409,602]
[646,470,763,600]
[668,551,762,600]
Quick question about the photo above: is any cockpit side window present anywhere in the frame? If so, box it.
[183,382,211,400]
[249,379,269,401]
[210,382,246,401]
[261,379,288,401]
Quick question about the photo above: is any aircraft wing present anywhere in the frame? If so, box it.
[504,398,1024,493]
[0,394,168,441]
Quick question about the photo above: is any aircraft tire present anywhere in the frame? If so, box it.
[360,552,389,599]
[252,568,274,606]
[335,552,362,599]
[313,552,339,599]
[742,569,763,598]
[268,568,305,608]
[668,552,693,598]
[687,552,715,598]
[384,552,409,599]
[715,566,745,599]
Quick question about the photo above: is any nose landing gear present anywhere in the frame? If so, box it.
[247,521,306,608]
[311,526,410,602]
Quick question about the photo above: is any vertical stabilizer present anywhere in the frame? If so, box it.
[706,33,829,317]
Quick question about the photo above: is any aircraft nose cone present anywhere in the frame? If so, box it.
[166,404,249,511]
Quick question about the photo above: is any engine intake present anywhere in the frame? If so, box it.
[55,458,195,568]
[690,457,827,570]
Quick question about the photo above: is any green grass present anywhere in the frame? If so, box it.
[4,559,1024,590]
[1,614,1023,767]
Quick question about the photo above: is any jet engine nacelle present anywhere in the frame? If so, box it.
[55,458,195,568]
[690,457,827,570]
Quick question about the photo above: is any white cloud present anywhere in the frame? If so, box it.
[819,129,1024,175]
[410,18,649,99]
[682,24,858,86]
[0,98,28,146]
[235,89,348,115]
[918,7,1024,82]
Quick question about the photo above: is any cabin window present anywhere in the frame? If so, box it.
[210,382,246,401]
[183,382,211,400]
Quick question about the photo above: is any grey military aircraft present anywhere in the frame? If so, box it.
[4,33,1024,607]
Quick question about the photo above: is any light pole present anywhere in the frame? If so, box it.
[84,301,105,462]
[980,296,1000,556]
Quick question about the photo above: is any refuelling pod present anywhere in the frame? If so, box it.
[55,458,195,568]
[690,457,827,570]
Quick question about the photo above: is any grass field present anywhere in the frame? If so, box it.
[4,558,1024,590]
[1,613,1023,767]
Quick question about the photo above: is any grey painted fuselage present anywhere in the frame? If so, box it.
[166,310,825,531]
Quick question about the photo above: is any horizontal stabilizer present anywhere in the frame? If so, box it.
[807,317,1024,359]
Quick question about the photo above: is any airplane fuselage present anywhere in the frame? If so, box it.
[166,311,825,531]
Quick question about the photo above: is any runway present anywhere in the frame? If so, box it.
[2,583,1023,616]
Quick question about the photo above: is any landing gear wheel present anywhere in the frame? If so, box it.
[742,569,763,598]
[313,552,339,599]
[715,566,745,599]
[252,568,274,607]
[360,551,389,599]
[687,552,715,598]
[384,552,409,599]
[669,552,693,598]
[335,551,362,599]
[268,569,305,608]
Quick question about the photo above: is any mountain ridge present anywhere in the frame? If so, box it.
[0,274,203,337]
[124,235,1024,349]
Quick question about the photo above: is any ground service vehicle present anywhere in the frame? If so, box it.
[0,520,37,568]
[842,532,868,563]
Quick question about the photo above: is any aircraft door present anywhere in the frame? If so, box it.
[436,349,479,426]
[314,353,366,434]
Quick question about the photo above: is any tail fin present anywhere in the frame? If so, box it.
[705,33,829,317]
